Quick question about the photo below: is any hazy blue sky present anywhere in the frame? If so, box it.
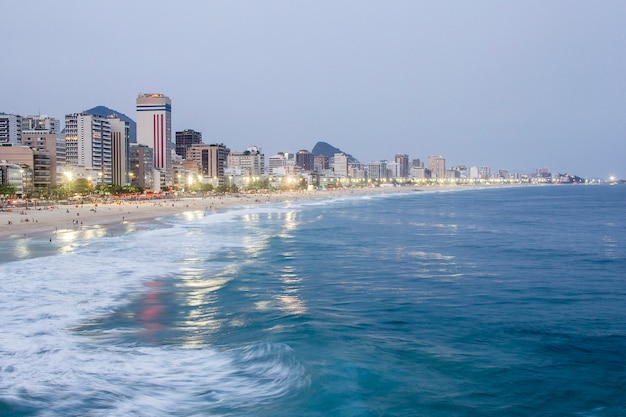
[2,0,624,178]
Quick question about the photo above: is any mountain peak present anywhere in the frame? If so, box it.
[312,141,356,161]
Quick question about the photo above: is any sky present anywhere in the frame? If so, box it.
[1,0,625,179]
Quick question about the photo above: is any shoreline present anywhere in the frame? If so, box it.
[0,185,433,241]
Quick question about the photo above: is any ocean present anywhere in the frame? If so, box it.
[1,185,625,416]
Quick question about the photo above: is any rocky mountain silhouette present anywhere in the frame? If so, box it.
[311,141,357,162]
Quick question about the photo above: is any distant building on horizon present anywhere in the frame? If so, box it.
[428,155,446,180]
[333,153,348,177]
[367,161,388,181]
[395,153,409,178]
[386,160,399,178]
[536,167,551,178]
[136,93,172,186]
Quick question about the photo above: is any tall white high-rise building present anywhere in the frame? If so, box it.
[136,93,172,184]
[368,161,388,181]
[333,153,348,177]
[64,113,112,183]
[386,161,399,178]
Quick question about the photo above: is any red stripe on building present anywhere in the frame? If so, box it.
[153,115,158,168]
[161,115,166,168]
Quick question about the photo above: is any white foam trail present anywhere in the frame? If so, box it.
[0,204,308,415]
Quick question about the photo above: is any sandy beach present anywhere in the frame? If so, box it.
[0,186,426,241]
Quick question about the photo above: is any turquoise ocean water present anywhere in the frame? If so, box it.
[1,185,625,416]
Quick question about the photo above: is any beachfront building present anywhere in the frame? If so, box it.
[367,161,388,183]
[129,144,154,190]
[20,131,60,191]
[411,166,428,179]
[64,113,112,185]
[536,167,551,179]
[175,129,202,160]
[386,161,399,179]
[0,146,34,196]
[187,143,230,186]
[349,163,366,180]
[267,153,286,176]
[136,93,172,186]
[428,155,446,180]
[480,166,493,180]
[0,161,27,197]
[109,116,130,186]
[20,114,64,189]
[446,169,461,181]
[172,159,203,190]
[450,165,469,180]
[267,152,295,176]
[227,146,264,177]
[295,150,314,171]
[333,153,348,178]
[395,153,409,178]
[0,113,22,145]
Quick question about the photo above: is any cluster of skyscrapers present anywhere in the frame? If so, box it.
[1,92,559,198]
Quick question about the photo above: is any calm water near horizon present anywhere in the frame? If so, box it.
[1,185,625,416]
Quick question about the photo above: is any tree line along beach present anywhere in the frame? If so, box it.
[0,185,445,241]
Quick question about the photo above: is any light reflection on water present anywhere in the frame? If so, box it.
[274,212,307,316]
[11,239,34,259]
[179,210,206,222]
[175,254,234,348]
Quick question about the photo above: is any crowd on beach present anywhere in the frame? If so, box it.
[1,186,425,240]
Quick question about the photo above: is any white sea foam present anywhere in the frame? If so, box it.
[0,204,307,415]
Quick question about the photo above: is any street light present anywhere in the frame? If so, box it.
[64,171,73,197]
